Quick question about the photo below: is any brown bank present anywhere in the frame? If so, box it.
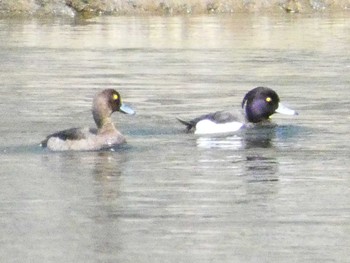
[0,0,349,17]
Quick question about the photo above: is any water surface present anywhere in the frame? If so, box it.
[0,14,350,262]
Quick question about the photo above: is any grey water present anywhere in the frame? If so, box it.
[1,13,350,262]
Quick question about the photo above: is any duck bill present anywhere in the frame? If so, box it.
[119,103,135,115]
[275,103,298,115]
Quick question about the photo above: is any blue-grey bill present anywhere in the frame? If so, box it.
[276,103,298,115]
[120,103,135,115]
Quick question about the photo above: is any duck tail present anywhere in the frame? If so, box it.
[40,139,48,148]
[176,117,195,132]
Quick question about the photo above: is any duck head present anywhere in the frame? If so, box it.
[242,87,297,123]
[92,89,135,128]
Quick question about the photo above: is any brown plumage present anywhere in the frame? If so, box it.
[41,89,135,151]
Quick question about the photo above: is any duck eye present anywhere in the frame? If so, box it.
[112,94,119,101]
[266,97,272,103]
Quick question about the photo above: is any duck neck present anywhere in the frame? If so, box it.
[100,119,116,134]
[93,109,115,131]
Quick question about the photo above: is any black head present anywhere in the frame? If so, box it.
[241,87,280,123]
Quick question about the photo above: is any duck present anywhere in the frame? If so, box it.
[41,89,135,151]
[177,87,298,135]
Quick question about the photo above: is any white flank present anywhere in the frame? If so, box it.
[194,119,244,135]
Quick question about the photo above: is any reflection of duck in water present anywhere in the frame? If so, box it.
[41,89,135,151]
[245,155,279,183]
[178,87,298,135]
[196,126,275,150]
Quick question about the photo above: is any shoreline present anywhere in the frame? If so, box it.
[0,0,349,18]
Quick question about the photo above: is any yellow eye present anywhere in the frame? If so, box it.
[266,97,272,102]
[113,94,119,101]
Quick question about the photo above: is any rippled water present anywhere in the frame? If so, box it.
[1,14,350,262]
